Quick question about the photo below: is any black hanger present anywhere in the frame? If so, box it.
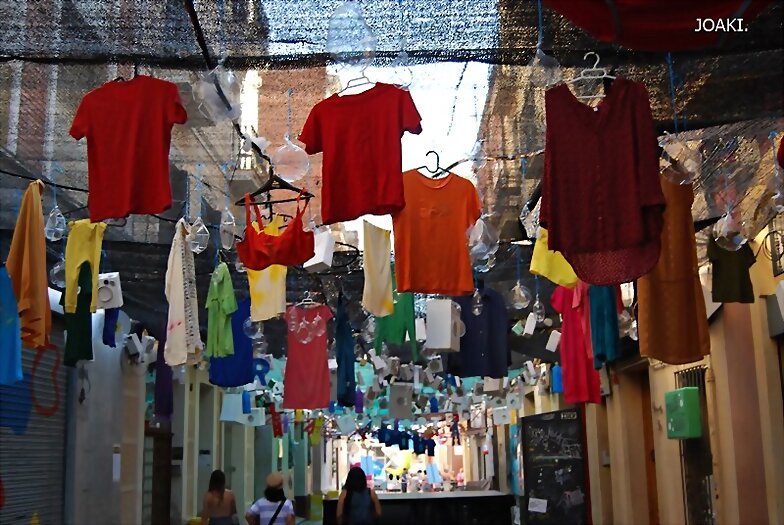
[415,151,449,178]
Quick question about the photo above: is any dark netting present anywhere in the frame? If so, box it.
[0,0,782,362]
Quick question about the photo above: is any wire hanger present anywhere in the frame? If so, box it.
[337,65,376,96]
[414,150,450,178]
[296,290,319,308]
[565,51,616,99]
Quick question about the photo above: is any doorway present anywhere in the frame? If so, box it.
[640,373,660,525]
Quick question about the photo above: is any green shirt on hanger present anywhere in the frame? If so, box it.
[61,263,94,367]
[374,268,418,362]
[205,262,238,358]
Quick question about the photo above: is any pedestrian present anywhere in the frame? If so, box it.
[336,466,381,525]
[200,470,238,525]
[245,472,295,525]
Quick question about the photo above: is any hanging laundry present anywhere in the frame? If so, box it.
[0,267,23,385]
[299,83,422,224]
[205,262,237,358]
[361,221,394,316]
[247,215,287,321]
[282,304,332,409]
[588,285,622,368]
[541,78,665,285]
[551,363,563,394]
[639,178,710,364]
[60,264,94,367]
[551,286,601,404]
[63,219,106,314]
[335,294,356,407]
[393,170,481,295]
[69,76,187,221]
[529,227,577,288]
[236,193,314,272]
[6,180,50,349]
[449,288,510,379]
[707,237,756,304]
[209,298,254,388]
[102,308,120,348]
[164,218,202,366]
[374,270,418,362]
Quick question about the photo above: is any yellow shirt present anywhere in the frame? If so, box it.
[247,215,288,321]
[530,228,578,288]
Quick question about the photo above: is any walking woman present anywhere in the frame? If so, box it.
[245,472,295,525]
[200,469,238,525]
[336,467,382,525]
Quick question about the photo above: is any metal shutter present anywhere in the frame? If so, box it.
[0,327,68,524]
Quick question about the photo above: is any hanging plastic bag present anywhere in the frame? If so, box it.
[191,65,242,123]
[659,134,701,185]
[326,2,377,67]
[528,46,562,88]
[44,206,67,241]
[269,88,310,182]
[189,217,210,254]
[713,211,747,251]
[219,208,236,250]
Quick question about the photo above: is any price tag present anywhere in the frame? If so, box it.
[528,497,548,514]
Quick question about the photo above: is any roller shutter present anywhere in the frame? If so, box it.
[0,327,68,524]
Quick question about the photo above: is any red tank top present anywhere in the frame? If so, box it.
[236,192,315,271]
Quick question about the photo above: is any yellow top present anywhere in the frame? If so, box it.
[530,228,578,288]
[247,215,287,321]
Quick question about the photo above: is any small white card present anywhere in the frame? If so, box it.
[528,497,548,514]
[546,330,561,352]
[523,312,537,336]
[328,358,338,370]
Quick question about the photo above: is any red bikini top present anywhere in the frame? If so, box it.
[236,191,315,271]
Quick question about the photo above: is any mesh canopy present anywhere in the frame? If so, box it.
[0,0,782,360]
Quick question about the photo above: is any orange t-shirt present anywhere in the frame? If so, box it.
[392,170,481,295]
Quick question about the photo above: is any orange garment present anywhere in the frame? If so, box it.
[6,180,51,349]
[392,170,481,295]
[638,177,710,364]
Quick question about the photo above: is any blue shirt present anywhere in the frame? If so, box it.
[209,298,254,387]
[551,364,563,394]
[449,288,510,378]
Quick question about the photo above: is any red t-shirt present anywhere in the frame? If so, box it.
[69,75,187,221]
[282,305,332,409]
[299,83,422,225]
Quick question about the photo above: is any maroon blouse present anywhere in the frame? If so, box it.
[540,78,665,285]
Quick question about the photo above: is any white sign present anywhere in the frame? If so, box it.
[528,497,548,514]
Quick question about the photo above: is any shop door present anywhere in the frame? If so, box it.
[0,329,68,524]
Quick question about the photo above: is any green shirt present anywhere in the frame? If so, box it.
[61,263,93,367]
[205,262,238,358]
[374,269,419,361]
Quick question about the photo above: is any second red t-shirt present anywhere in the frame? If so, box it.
[70,75,187,221]
[299,83,422,225]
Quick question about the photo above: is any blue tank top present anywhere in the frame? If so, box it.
[346,490,373,525]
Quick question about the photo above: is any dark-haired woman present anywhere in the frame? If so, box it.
[336,467,381,525]
[200,469,238,525]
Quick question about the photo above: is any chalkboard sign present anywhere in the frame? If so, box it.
[520,408,587,524]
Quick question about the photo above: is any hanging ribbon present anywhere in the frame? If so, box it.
[666,53,681,133]
[269,404,283,437]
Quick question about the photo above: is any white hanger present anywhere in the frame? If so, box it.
[337,65,376,96]
[565,51,616,100]
[296,290,319,307]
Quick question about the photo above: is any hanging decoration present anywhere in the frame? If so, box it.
[191,64,242,123]
[269,88,310,183]
[326,1,377,67]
